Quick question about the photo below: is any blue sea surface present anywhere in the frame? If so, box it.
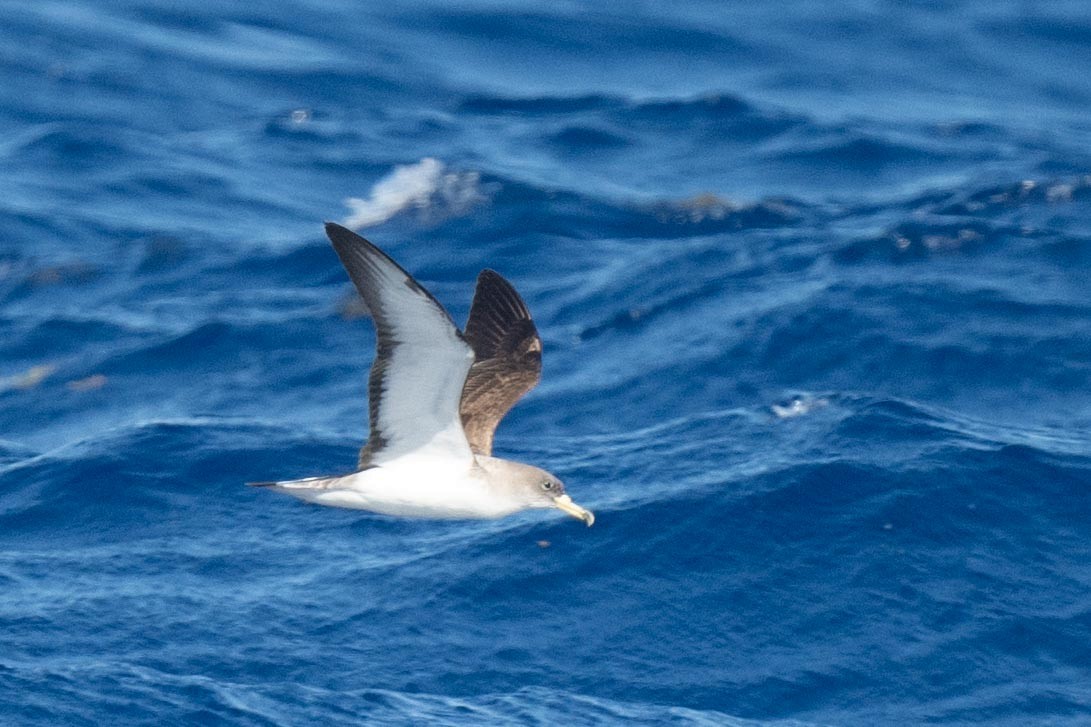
[2,1,1091,724]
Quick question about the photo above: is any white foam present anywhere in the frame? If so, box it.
[342,158,484,228]
[771,395,829,419]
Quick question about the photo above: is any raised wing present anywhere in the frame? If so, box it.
[460,269,543,456]
[324,223,475,468]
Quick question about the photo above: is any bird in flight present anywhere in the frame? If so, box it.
[250,223,594,527]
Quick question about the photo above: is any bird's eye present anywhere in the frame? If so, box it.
[540,481,554,491]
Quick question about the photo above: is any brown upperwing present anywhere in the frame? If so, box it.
[459,269,543,456]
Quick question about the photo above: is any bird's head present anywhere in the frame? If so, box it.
[477,457,594,526]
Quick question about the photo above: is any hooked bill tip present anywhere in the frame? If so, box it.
[553,494,594,527]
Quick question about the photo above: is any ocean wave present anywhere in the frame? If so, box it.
[456,90,802,149]
[458,93,618,115]
[330,164,1091,262]
[0,662,821,726]
[772,133,934,168]
[460,91,757,120]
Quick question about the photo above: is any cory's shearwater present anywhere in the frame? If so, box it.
[250,223,594,526]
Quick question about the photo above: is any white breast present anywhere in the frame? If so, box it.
[299,458,522,519]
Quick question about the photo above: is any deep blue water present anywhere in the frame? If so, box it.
[2,1,1091,724]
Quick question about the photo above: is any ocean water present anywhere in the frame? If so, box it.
[2,1,1091,724]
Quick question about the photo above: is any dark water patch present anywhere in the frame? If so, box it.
[458,90,800,148]
[1040,234,1091,265]
[458,93,617,116]
[96,319,329,380]
[207,240,344,288]
[14,127,131,170]
[775,133,933,169]
[135,234,190,274]
[982,14,1091,49]
[127,4,223,33]
[578,276,727,342]
[546,125,631,152]
[0,317,137,361]
[625,93,803,142]
[932,120,1010,138]
[444,176,811,243]
[10,260,103,294]
[0,420,354,540]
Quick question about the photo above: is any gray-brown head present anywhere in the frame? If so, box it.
[475,456,595,526]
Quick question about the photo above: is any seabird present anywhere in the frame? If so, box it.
[250,223,594,526]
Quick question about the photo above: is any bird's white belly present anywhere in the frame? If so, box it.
[296,460,520,519]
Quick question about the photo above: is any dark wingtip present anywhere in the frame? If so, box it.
[323,221,387,268]
[246,481,277,488]
[324,221,356,244]
[475,269,524,305]
[465,267,538,360]
[475,270,523,304]
[471,268,531,320]
[323,222,386,298]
